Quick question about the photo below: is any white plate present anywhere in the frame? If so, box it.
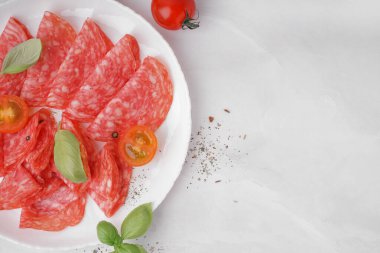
[0,0,191,249]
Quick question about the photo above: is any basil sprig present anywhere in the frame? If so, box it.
[1,38,42,74]
[54,129,87,183]
[97,203,153,253]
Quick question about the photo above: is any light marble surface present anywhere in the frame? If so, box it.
[1,0,380,252]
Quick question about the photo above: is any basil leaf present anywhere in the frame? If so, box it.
[1,38,42,74]
[97,221,121,246]
[121,203,153,240]
[116,244,147,253]
[54,130,87,183]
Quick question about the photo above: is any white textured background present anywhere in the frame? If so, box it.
[1,0,380,252]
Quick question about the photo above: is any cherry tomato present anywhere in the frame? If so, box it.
[151,0,200,30]
[118,126,158,167]
[0,95,29,133]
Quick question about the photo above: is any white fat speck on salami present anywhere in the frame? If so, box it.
[46,19,113,109]
[21,11,76,106]
[65,34,140,122]
[87,56,173,141]
[0,17,32,95]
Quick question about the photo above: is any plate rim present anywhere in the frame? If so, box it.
[0,0,192,249]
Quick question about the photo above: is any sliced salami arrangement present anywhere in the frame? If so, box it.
[0,11,173,232]
[46,19,114,109]
[88,56,173,141]
[21,12,77,106]
[66,34,140,122]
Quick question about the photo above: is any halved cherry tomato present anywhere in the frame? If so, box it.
[0,95,29,133]
[118,126,158,167]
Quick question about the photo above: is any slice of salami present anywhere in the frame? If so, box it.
[20,196,86,231]
[3,111,41,169]
[32,157,58,185]
[0,134,4,176]
[46,19,113,109]
[89,143,120,200]
[54,114,91,193]
[0,17,32,96]
[0,165,41,210]
[23,177,79,214]
[66,34,140,122]
[24,109,56,176]
[21,11,76,106]
[88,143,132,217]
[20,176,86,231]
[88,57,173,141]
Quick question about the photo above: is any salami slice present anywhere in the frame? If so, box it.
[21,12,76,106]
[20,177,86,231]
[32,157,58,186]
[88,143,132,217]
[53,114,91,193]
[24,109,56,176]
[0,135,4,176]
[3,111,41,169]
[66,34,140,122]
[89,143,120,200]
[0,17,32,95]
[88,57,173,141]
[0,165,41,210]
[46,19,113,109]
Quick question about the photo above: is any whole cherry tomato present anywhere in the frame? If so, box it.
[151,0,200,30]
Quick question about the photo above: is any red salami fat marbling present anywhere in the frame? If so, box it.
[0,165,41,210]
[66,34,140,122]
[20,177,86,231]
[24,109,56,176]
[21,12,76,106]
[54,115,91,193]
[88,143,132,217]
[0,17,31,96]
[88,57,173,141]
[46,19,113,109]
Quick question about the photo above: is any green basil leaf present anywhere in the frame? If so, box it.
[1,38,42,74]
[121,203,153,240]
[116,244,147,253]
[97,221,121,246]
[54,129,87,183]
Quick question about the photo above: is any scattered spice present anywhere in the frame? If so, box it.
[208,116,214,123]
[127,168,149,205]
[215,180,222,183]
[111,132,118,139]
[146,241,165,253]
[25,136,30,141]
[224,108,230,113]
